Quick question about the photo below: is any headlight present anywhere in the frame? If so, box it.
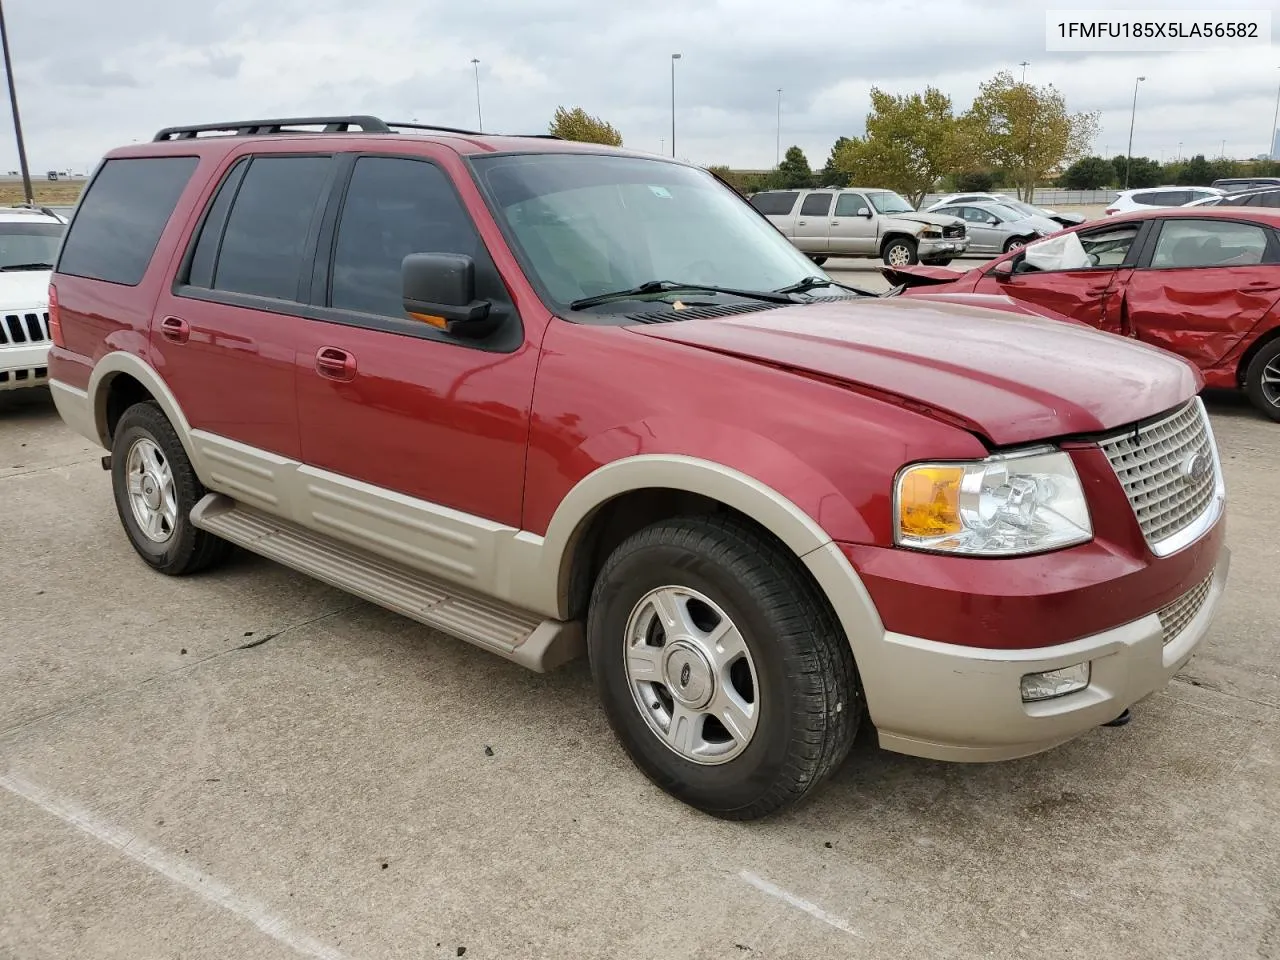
[894,448,1092,556]
[920,228,942,238]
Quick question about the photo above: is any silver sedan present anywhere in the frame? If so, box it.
[929,201,1063,255]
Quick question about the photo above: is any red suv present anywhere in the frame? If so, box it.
[47,116,1230,819]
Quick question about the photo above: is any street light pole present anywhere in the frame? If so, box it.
[1019,60,1030,83]
[0,0,33,206]
[1124,75,1145,189]
[470,58,483,132]
[670,53,681,158]
[775,88,782,167]
[1271,69,1280,160]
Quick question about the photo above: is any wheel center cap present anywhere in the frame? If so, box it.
[142,477,161,510]
[663,641,714,709]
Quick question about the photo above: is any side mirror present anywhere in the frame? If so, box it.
[986,216,1000,225]
[857,206,872,218]
[991,259,1015,281]
[402,253,494,336]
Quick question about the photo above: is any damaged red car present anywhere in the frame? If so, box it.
[883,208,1280,421]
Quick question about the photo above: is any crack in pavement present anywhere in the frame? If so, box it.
[0,601,365,745]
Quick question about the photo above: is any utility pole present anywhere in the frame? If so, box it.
[0,0,33,206]
[670,53,681,158]
[1124,75,1145,189]
[470,59,483,132]
[1019,60,1030,83]
[1271,68,1280,160]
[775,88,782,167]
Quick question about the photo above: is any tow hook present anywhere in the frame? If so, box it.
[1101,708,1132,728]
[101,455,112,471]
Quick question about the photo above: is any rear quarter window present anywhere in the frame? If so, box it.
[749,192,799,216]
[56,156,199,286]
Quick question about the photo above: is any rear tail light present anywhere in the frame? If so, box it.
[48,282,64,348]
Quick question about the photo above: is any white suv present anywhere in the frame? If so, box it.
[0,206,65,392]
[1105,187,1222,215]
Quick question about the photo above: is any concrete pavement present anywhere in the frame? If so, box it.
[2,370,1278,959]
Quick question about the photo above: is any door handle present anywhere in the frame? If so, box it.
[160,316,189,344]
[1244,281,1279,291]
[315,346,356,382]
[798,220,808,226]
[831,220,840,225]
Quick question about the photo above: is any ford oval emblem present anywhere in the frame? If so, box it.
[1181,450,1211,484]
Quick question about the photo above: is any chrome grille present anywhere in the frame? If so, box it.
[1157,575,1212,646]
[0,312,50,346]
[943,224,965,239]
[1098,399,1220,554]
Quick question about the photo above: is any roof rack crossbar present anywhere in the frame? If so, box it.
[152,115,393,141]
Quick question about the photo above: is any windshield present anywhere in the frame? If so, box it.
[0,221,63,269]
[985,204,1028,222]
[866,191,915,215]
[469,154,830,312]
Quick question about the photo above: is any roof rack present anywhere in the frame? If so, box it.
[153,115,567,142]
[8,202,66,221]
[152,116,392,141]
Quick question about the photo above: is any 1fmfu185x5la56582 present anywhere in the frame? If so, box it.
[46,115,1230,819]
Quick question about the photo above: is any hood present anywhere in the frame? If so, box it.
[880,263,966,287]
[887,211,963,229]
[0,268,51,307]
[627,296,1199,447]
[1011,214,1063,235]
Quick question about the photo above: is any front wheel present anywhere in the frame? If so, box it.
[881,238,918,266]
[587,515,862,820]
[1004,236,1032,254]
[111,402,233,575]
[808,255,828,266]
[921,258,953,267]
[1244,338,1280,422]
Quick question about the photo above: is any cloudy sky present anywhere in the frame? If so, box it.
[2,0,1278,174]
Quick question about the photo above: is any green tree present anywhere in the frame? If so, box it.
[548,106,623,146]
[820,137,854,187]
[953,169,997,192]
[1112,154,1162,189]
[704,164,752,194]
[964,72,1099,200]
[833,86,963,206]
[1059,156,1115,189]
[775,145,814,189]
[1176,154,1215,186]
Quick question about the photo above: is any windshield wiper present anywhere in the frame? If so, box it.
[0,262,54,272]
[773,275,880,297]
[569,280,797,310]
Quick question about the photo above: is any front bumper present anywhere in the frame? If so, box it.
[0,342,51,391]
[918,236,969,257]
[867,546,1230,762]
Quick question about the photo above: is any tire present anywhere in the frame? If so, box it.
[921,258,953,267]
[110,401,233,575]
[1244,338,1280,422]
[587,515,862,820]
[1003,236,1032,254]
[881,237,918,267]
[808,255,828,266]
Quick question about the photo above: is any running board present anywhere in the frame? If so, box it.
[190,494,584,672]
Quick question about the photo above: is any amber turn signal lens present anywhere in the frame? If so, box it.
[897,466,964,539]
[408,311,448,329]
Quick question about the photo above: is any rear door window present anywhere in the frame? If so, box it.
[56,156,198,285]
[800,193,834,217]
[207,156,333,301]
[749,192,799,216]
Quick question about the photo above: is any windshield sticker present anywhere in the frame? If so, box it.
[648,185,673,199]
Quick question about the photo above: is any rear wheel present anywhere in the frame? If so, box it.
[921,258,954,266]
[881,237,918,266]
[1244,338,1280,422]
[587,515,862,820]
[1004,236,1032,253]
[808,255,829,266]
[111,402,233,575]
